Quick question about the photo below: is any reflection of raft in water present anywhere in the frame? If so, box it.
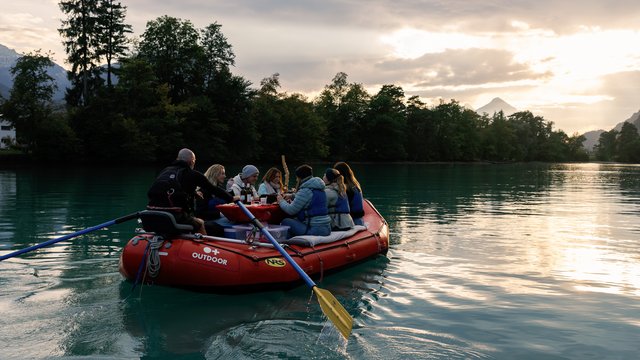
[119,200,389,292]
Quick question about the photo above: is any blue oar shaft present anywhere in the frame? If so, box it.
[0,212,139,262]
[235,201,316,288]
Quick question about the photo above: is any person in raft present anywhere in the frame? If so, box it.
[195,163,228,221]
[227,165,260,202]
[323,168,356,231]
[333,161,365,226]
[258,167,284,196]
[147,148,238,235]
[277,165,332,237]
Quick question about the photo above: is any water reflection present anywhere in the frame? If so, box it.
[3,163,640,359]
[116,258,389,359]
[0,170,17,249]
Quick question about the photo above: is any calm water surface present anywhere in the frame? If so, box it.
[1,163,639,359]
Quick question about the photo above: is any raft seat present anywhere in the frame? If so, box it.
[139,210,193,237]
[281,225,367,247]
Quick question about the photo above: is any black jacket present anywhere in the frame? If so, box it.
[148,160,233,213]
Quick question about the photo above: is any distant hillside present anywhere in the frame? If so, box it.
[581,130,604,151]
[476,97,517,116]
[613,110,640,131]
[581,110,640,151]
[0,43,69,101]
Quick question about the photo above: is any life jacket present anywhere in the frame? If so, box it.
[329,192,351,214]
[350,187,365,218]
[147,165,188,211]
[297,189,329,223]
[207,196,226,210]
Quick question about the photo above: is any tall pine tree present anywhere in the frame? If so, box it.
[59,0,101,105]
[96,0,131,88]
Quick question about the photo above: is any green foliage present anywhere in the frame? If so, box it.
[508,111,553,161]
[595,129,618,161]
[315,72,369,159]
[364,85,407,160]
[594,123,640,163]
[480,111,516,161]
[252,74,327,163]
[566,133,589,162]
[137,16,205,102]
[432,101,481,161]
[7,9,613,164]
[2,51,57,152]
[201,22,235,87]
[59,0,102,105]
[615,122,640,163]
[277,94,328,162]
[405,96,438,161]
[96,0,132,87]
[179,96,229,163]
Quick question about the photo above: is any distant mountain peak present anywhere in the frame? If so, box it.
[476,97,517,116]
[0,42,69,101]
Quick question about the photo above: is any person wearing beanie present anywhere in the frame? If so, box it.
[227,164,260,201]
[323,168,355,231]
[277,164,332,237]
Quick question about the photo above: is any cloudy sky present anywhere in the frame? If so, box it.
[2,0,640,134]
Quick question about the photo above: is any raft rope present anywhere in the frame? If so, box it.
[131,241,151,292]
[147,235,164,278]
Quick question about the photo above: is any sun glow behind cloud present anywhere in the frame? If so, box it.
[379,24,640,117]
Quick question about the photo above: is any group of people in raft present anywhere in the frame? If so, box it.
[146,148,365,239]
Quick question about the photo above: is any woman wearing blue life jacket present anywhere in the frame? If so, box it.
[334,161,365,226]
[195,164,229,221]
[277,165,332,237]
[323,168,355,231]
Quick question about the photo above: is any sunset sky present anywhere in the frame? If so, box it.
[2,0,640,134]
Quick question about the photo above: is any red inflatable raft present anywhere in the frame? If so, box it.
[119,200,389,292]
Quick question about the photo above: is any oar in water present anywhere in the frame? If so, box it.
[0,212,140,261]
[235,201,353,339]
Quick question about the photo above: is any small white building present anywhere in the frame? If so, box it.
[0,116,16,149]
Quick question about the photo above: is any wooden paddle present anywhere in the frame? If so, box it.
[281,154,290,192]
[235,201,353,339]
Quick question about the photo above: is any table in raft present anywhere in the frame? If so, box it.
[216,203,286,224]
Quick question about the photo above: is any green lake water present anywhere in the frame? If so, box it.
[1,163,639,359]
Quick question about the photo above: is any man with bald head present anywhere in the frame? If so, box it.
[147,148,238,235]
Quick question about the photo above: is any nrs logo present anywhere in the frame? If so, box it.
[265,258,286,267]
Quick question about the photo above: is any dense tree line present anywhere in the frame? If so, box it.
[594,122,640,163]
[1,5,613,164]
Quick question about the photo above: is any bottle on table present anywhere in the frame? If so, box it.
[243,183,253,204]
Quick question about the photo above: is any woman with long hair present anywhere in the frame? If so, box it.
[195,164,229,221]
[323,168,355,231]
[258,167,284,195]
[204,164,226,188]
[333,161,365,226]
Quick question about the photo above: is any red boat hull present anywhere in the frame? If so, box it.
[119,200,389,291]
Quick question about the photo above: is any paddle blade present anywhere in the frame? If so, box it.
[313,287,353,339]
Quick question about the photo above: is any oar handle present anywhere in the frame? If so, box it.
[0,211,140,262]
[235,201,316,289]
